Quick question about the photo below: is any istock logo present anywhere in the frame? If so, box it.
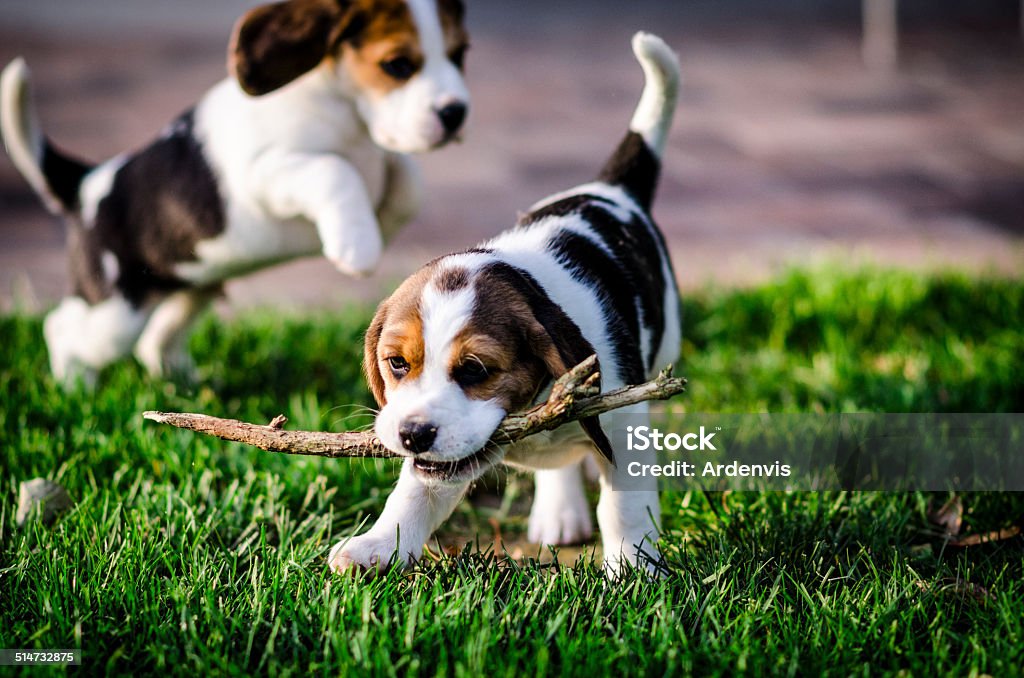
[626,425,717,451]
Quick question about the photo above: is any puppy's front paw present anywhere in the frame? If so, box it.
[328,533,408,574]
[321,222,383,278]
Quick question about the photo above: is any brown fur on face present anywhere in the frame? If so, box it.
[448,315,548,413]
[335,0,469,100]
[334,1,421,98]
[231,0,468,98]
[364,265,433,405]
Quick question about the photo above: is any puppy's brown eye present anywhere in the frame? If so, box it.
[387,356,410,377]
[448,45,468,70]
[453,359,488,387]
[380,56,416,80]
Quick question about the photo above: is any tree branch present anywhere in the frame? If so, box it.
[143,355,686,459]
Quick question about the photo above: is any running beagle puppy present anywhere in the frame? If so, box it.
[330,32,681,575]
[0,0,470,386]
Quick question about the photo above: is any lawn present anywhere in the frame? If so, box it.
[1,268,1022,676]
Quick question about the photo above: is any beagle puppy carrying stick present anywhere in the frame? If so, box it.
[0,0,469,386]
[331,32,681,575]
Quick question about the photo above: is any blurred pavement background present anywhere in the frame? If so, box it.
[1,0,1022,311]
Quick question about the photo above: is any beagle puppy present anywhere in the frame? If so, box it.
[330,32,681,575]
[0,0,469,386]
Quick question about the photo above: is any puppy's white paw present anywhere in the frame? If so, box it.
[321,222,383,278]
[328,532,408,574]
[44,298,91,387]
[527,495,593,546]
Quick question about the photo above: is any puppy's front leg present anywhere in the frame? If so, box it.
[329,459,469,573]
[256,152,382,277]
[595,408,663,576]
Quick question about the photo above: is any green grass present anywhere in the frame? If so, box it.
[1,268,1022,676]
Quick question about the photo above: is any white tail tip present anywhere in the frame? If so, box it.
[2,57,62,213]
[628,32,681,157]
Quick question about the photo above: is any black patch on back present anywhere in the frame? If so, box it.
[598,131,660,210]
[41,141,92,210]
[82,109,225,306]
[545,230,645,385]
[580,205,669,372]
[520,193,616,223]
[522,194,674,375]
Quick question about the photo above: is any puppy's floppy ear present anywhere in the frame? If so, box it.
[527,312,615,465]
[230,0,351,96]
[500,272,615,465]
[363,302,388,406]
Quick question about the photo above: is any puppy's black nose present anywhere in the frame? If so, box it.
[437,103,467,135]
[399,419,438,454]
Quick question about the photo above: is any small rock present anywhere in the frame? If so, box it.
[16,478,73,526]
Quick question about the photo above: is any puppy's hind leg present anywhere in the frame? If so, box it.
[528,459,594,546]
[133,286,218,380]
[44,294,149,388]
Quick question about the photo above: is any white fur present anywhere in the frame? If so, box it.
[182,68,393,283]
[594,404,663,575]
[101,251,119,284]
[44,296,149,387]
[529,181,639,222]
[80,155,127,228]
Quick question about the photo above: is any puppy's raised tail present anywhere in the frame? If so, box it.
[598,32,680,211]
[1,58,92,216]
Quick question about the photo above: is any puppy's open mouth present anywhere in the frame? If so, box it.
[412,446,499,482]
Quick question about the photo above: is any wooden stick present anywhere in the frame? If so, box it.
[143,355,686,459]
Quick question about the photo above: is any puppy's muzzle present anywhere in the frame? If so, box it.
[399,418,438,454]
